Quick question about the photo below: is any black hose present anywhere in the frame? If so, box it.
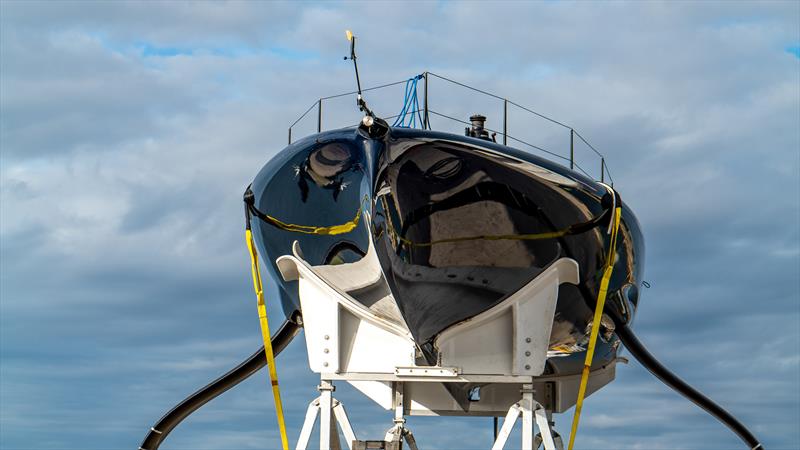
[614,321,763,449]
[139,318,302,450]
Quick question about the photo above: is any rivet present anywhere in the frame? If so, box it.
[525,337,531,343]
[525,364,531,370]
[323,362,329,367]
[525,351,531,357]
[324,335,330,340]
[324,348,329,354]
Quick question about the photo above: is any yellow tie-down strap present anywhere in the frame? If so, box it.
[245,229,290,450]
[247,195,367,236]
[567,206,622,450]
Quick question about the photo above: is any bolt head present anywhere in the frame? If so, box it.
[525,364,531,370]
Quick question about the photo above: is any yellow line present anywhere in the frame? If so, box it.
[246,229,290,450]
[567,207,622,450]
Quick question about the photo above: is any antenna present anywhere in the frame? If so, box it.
[343,30,374,119]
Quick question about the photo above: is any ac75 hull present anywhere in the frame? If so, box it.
[250,126,645,375]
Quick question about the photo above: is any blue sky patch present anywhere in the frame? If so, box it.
[138,42,194,57]
[268,46,318,61]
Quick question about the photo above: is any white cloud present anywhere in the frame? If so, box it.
[1,1,798,449]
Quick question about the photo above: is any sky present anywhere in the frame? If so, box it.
[1,1,799,449]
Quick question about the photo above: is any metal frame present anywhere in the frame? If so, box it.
[491,384,563,450]
[285,71,615,185]
[296,380,357,450]
[279,240,615,446]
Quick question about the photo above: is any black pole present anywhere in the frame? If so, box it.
[614,322,762,450]
[493,417,498,440]
[503,99,508,146]
[288,128,292,145]
[423,72,429,130]
[350,36,362,96]
[317,99,322,133]
[139,319,302,450]
[570,129,574,170]
[601,157,605,182]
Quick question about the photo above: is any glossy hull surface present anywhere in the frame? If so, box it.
[250,126,645,373]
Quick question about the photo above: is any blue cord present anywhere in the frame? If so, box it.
[392,74,425,128]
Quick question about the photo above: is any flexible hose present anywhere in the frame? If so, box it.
[614,321,763,449]
[139,318,302,450]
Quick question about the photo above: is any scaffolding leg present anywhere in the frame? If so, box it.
[333,399,357,447]
[534,404,558,450]
[521,385,534,450]
[295,380,356,450]
[491,384,559,450]
[381,382,418,450]
[296,398,320,450]
[492,403,522,450]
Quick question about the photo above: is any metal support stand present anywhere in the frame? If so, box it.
[491,384,561,450]
[296,380,357,450]
[381,383,419,450]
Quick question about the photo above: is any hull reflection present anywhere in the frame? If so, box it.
[250,126,644,373]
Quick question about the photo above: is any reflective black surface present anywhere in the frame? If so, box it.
[250,125,645,370]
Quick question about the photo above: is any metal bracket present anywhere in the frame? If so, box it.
[394,366,459,378]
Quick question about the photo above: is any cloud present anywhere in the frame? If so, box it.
[1,1,798,449]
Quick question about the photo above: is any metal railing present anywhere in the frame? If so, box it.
[286,71,614,185]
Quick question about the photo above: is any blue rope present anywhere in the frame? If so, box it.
[392,74,424,128]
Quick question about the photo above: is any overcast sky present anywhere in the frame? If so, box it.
[1,2,798,449]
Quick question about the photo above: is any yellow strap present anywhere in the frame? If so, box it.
[567,206,622,450]
[252,196,366,236]
[263,207,362,235]
[245,229,290,450]
[381,202,569,248]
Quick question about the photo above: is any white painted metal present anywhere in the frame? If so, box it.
[295,381,357,450]
[434,258,580,377]
[277,241,416,375]
[491,403,520,450]
[490,386,558,450]
[296,398,319,450]
[333,401,357,449]
[521,386,534,450]
[319,381,334,450]
[279,241,605,448]
[278,241,578,381]
[395,366,459,377]
[534,405,558,450]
